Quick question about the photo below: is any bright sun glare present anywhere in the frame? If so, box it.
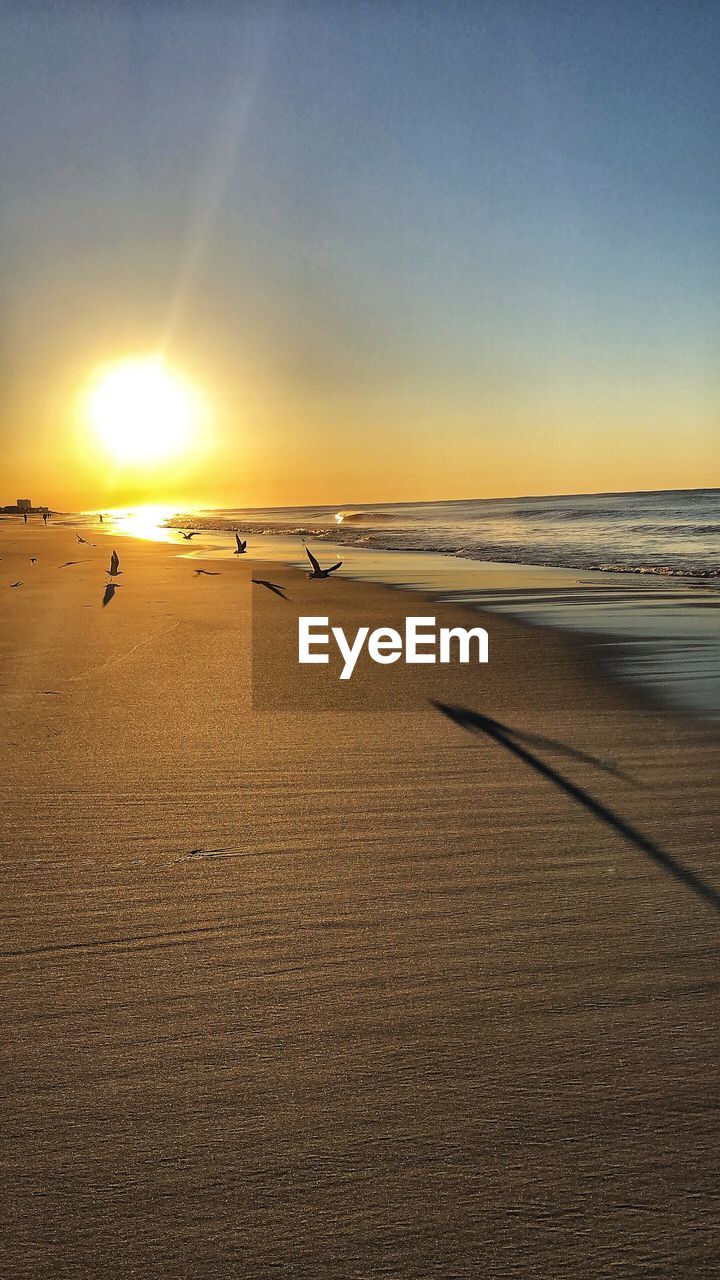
[87,357,199,465]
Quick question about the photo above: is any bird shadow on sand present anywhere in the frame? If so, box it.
[432,701,720,914]
[253,579,289,600]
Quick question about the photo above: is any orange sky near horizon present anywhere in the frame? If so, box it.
[3,386,718,514]
[2,333,716,512]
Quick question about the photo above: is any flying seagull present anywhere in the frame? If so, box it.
[306,547,342,579]
[10,580,23,588]
[76,533,95,546]
[30,557,37,565]
[180,531,199,540]
[102,582,120,607]
[234,534,247,555]
[107,549,121,578]
[194,569,220,576]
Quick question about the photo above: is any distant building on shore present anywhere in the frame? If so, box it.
[1,497,50,513]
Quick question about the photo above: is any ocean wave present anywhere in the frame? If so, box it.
[588,563,720,578]
[335,510,398,524]
[162,514,719,579]
[512,505,636,521]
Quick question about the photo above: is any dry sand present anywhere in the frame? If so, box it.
[1,524,718,1278]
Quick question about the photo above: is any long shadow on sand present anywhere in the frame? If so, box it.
[253,579,289,600]
[433,701,720,915]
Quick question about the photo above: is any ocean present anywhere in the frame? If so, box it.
[167,488,720,578]
[94,488,720,719]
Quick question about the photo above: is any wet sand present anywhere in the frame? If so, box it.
[1,524,719,1278]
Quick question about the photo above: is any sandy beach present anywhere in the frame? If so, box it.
[1,523,718,1279]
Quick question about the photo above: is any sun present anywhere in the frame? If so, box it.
[86,356,200,465]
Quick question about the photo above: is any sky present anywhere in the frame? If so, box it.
[0,0,718,510]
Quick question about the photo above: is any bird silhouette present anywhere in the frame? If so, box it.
[76,533,95,546]
[106,549,121,577]
[234,534,247,554]
[306,547,342,579]
[10,580,23,588]
[180,531,198,540]
[30,558,37,565]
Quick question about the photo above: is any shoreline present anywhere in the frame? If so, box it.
[11,513,668,714]
[0,521,712,772]
[40,510,720,724]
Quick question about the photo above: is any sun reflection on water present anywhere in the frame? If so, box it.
[103,505,185,543]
